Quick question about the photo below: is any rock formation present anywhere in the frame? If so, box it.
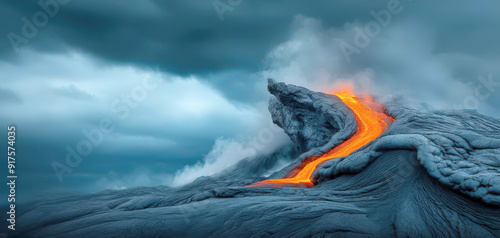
[13,80,500,237]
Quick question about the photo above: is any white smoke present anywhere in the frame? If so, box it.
[172,138,248,186]
[171,102,290,187]
[171,13,499,187]
[258,15,486,113]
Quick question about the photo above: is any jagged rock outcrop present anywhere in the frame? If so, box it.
[10,80,500,238]
[267,78,357,155]
[266,78,357,178]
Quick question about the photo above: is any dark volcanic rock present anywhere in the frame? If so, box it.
[265,79,357,178]
[267,78,357,155]
[11,80,500,238]
[314,102,500,206]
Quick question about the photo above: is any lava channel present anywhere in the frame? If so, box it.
[246,90,394,188]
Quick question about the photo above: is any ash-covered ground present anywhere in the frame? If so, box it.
[10,80,500,237]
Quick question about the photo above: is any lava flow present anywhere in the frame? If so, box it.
[246,89,394,188]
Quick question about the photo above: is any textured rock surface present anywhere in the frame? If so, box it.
[266,79,357,178]
[314,101,500,206]
[267,78,357,156]
[9,80,500,237]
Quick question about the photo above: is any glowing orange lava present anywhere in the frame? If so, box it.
[246,89,394,188]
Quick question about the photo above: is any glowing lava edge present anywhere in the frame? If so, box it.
[246,90,394,188]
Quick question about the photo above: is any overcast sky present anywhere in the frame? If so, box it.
[1,0,500,200]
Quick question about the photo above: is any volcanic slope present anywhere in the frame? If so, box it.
[12,80,500,237]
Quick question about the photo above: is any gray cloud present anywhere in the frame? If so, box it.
[0,1,393,75]
[0,51,268,198]
[54,84,96,100]
[1,0,500,201]
[3,1,500,106]
[0,87,22,104]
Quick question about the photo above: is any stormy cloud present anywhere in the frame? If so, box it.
[1,0,499,201]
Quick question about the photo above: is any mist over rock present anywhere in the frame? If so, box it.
[11,80,500,237]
